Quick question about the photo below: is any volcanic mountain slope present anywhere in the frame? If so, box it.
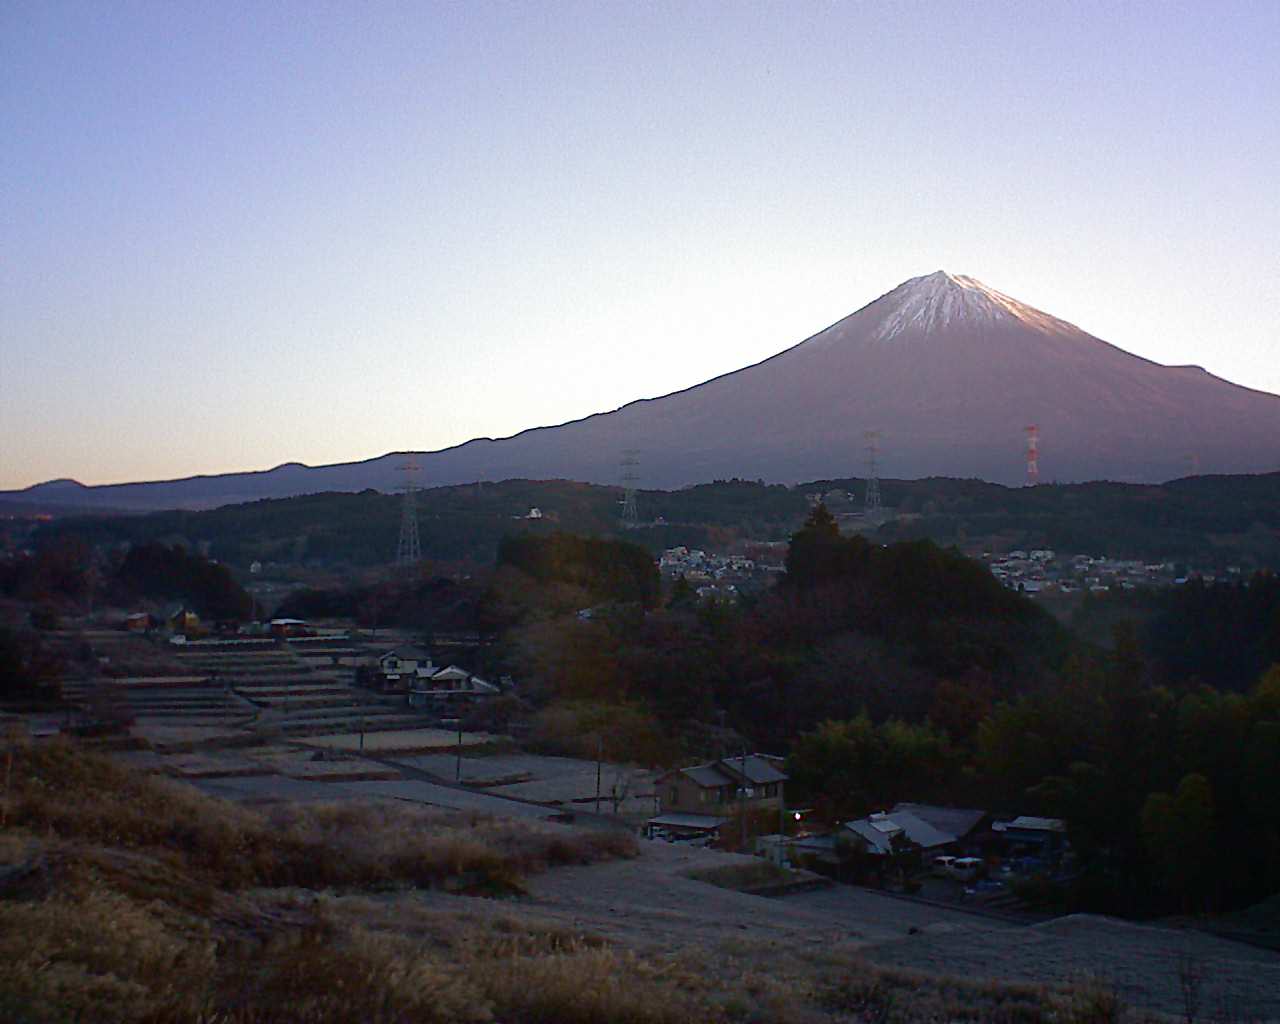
[8,272,1280,510]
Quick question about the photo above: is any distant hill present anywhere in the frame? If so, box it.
[6,271,1279,512]
[28,473,1280,571]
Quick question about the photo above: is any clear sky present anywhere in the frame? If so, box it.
[2,0,1277,489]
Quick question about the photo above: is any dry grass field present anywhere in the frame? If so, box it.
[3,737,1251,1023]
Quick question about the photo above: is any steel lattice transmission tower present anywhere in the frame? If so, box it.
[396,459,422,566]
[1024,425,1040,486]
[864,430,882,520]
[619,449,640,529]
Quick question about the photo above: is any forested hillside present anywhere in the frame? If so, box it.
[27,473,1280,571]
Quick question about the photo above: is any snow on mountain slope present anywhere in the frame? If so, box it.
[7,271,1280,509]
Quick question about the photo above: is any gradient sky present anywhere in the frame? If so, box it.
[3,1,1278,489]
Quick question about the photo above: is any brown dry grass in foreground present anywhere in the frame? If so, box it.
[0,739,1157,1022]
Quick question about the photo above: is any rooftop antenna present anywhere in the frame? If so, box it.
[1025,425,1039,486]
[864,430,882,520]
[396,458,422,565]
[619,449,640,529]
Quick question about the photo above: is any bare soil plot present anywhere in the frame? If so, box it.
[336,779,564,819]
[132,722,255,752]
[160,752,272,778]
[394,752,659,817]
[245,746,401,782]
[298,728,494,755]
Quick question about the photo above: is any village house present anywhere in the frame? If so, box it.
[268,617,311,639]
[167,607,200,635]
[375,645,435,693]
[890,803,992,855]
[843,809,954,858]
[657,754,787,815]
[646,754,787,843]
[124,611,156,633]
[993,815,1067,859]
[406,665,500,710]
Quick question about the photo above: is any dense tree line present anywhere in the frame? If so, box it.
[786,627,1280,916]
[30,471,1280,571]
[1144,573,1280,690]
[1069,573,1280,693]
[877,472,1280,567]
[491,508,1066,754]
[277,575,485,637]
[495,533,660,611]
[28,479,803,569]
[1,537,252,621]
[111,543,252,620]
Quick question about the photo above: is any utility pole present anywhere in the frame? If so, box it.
[455,714,463,782]
[595,733,603,815]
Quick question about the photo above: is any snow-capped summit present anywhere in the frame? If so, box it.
[7,270,1279,508]
[870,271,1068,341]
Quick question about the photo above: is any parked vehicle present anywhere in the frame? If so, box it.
[949,857,985,882]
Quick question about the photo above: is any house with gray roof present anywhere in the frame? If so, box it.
[890,803,991,852]
[407,665,500,709]
[842,809,958,858]
[376,645,435,692]
[653,753,787,819]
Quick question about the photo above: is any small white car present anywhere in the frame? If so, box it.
[949,857,985,883]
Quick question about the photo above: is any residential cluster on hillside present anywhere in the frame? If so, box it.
[657,545,782,600]
[980,549,1243,595]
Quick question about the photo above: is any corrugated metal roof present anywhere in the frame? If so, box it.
[888,810,956,849]
[892,803,987,838]
[846,819,898,855]
[845,809,956,853]
[1003,815,1065,832]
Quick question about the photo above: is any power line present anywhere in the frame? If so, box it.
[396,459,422,565]
[619,449,640,528]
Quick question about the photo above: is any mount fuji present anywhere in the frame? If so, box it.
[8,271,1280,510]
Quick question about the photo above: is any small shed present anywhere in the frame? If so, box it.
[644,812,729,842]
